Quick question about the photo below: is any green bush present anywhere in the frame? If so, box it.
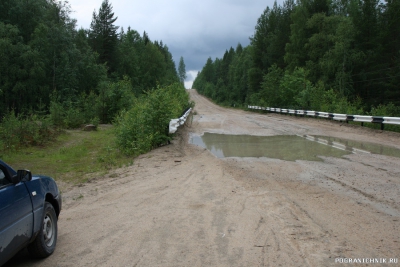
[114,83,190,156]
[97,77,134,123]
[0,111,57,152]
[368,103,400,131]
[370,103,400,117]
[50,99,86,129]
[64,101,87,128]
[49,98,65,128]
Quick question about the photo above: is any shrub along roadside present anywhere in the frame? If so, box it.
[114,82,191,156]
[1,80,191,158]
[0,112,59,152]
[49,77,134,128]
[0,77,134,152]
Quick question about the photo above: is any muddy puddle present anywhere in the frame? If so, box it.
[310,135,400,158]
[189,133,400,161]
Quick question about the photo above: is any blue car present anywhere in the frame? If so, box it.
[0,160,62,266]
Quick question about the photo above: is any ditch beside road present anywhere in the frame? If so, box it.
[7,89,400,266]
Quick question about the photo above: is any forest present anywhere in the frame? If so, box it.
[0,0,189,155]
[193,0,400,118]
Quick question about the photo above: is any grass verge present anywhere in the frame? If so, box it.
[1,125,134,185]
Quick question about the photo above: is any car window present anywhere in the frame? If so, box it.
[0,169,11,186]
[0,169,6,185]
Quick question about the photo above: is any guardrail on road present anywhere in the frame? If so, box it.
[247,106,400,130]
[169,108,192,134]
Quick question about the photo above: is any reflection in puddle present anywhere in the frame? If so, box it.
[190,133,349,161]
[189,133,400,161]
[310,135,400,158]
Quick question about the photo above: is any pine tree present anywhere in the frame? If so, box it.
[178,56,187,85]
[89,0,119,74]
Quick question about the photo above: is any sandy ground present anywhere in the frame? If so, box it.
[6,90,400,266]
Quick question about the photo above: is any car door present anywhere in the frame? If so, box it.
[0,167,34,264]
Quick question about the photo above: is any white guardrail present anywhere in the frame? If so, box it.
[247,106,400,130]
[169,108,192,134]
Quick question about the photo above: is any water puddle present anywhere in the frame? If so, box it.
[189,133,400,161]
[310,135,400,158]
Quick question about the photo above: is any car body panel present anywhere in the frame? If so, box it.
[0,160,61,266]
[24,175,61,234]
[0,182,34,262]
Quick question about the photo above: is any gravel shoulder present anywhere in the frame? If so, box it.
[7,90,400,266]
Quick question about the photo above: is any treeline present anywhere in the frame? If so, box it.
[0,0,190,153]
[0,0,180,122]
[193,0,400,117]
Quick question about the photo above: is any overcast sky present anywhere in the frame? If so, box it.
[67,0,281,88]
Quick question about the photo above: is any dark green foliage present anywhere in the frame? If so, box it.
[1,0,181,121]
[193,0,400,121]
[96,77,134,123]
[73,29,108,95]
[193,46,253,107]
[88,0,119,74]
[260,65,285,107]
[49,92,99,129]
[0,0,108,119]
[0,22,46,115]
[1,0,188,151]
[178,57,187,85]
[115,30,179,93]
[114,83,190,155]
[228,45,252,104]
[49,78,133,128]
[0,112,57,152]
[251,1,293,71]
[155,42,179,86]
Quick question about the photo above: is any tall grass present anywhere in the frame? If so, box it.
[2,126,133,184]
[0,112,58,153]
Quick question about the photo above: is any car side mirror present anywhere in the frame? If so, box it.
[12,170,32,184]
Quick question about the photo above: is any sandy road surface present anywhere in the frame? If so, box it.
[6,90,400,266]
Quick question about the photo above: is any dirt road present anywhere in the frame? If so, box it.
[7,90,400,266]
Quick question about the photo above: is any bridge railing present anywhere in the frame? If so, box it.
[247,106,400,130]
